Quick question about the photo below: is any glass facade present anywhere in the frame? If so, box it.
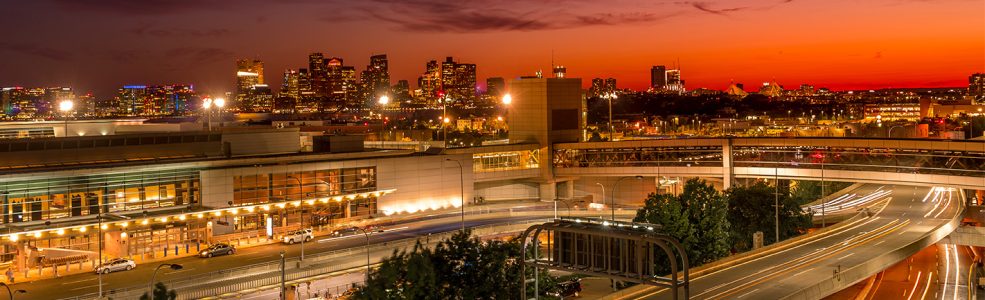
[0,169,201,224]
[232,167,377,205]
[473,150,540,173]
[554,146,724,168]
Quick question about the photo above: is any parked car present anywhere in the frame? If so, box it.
[331,226,360,237]
[282,228,314,244]
[548,278,582,298]
[199,243,235,258]
[94,258,136,274]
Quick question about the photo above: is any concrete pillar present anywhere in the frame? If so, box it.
[722,138,733,189]
[540,182,557,201]
[565,181,575,200]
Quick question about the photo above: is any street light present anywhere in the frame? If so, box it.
[58,99,73,137]
[148,263,183,296]
[0,283,25,300]
[378,95,390,149]
[612,176,643,221]
[594,182,606,215]
[502,94,511,131]
[445,159,465,231]
[603,93,617,141]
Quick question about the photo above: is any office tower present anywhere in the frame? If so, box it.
[651,66,667,89]
[393,80,411,103]
[281,69,300,100]
[1,87,27,117]
[665,69,684,93]
[159,84,194,115]
[453,62,477,105]
[799,84,815,96]
[420,60,442,105]
[296,68,317,113]
[604,78,617,94]
[589,78,617,97]
[553,65,567,78]
[361,54,391,104]
[971,73,985,99]
[246,84,273,112]
[236,59,264,112]
[486,77,506,98]
[308,53,327,97]
[118,85,148,116]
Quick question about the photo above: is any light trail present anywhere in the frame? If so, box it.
[905,271,922,300]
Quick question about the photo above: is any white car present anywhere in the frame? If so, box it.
[95,258,136,274]
[282,228,313,244]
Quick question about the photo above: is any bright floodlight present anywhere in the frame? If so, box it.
[58,99,74,112]
[202,98,213,109]
[443,117,450,123]
[378,95,390,105]
[502,94,512,105]
[214,98,226,108]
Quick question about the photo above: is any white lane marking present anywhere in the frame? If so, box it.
[61,277,98,285]
[70,284,98,291]
[735,288,760,299]
[838,253,855,260]
[791,267,816,277]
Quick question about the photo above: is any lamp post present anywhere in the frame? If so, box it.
[445,159,465,231]
[0,283,25,300]
[594,182,606,213]
[148,264,183,297]
[604,93,617,141]
[612,176,643,221]
[287,175,307,261]
[202,97,225,131]
[58,99,73,137]
[279,251,286,300]
[378,95,390,149]
[774,167,780,243]
[97,213,104,298]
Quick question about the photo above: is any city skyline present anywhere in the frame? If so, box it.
[0,0,981,98]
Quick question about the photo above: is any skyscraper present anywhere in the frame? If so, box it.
[419,60,442,105]
[589,78,617,97]
[236,59,264,112]
[486,77,506,98]
[280,69,300,100]
[117,85,148,116]
[422,57,477,106]
[308,53,327,97]
[651,66,667,89]
[553,65,567,78]
[970,73,985,99]
[361,54,391,104]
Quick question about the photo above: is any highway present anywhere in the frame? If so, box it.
[620,184,963,300]
[13,212,552,299]
[826,242,977,300]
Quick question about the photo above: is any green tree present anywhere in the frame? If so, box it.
[353,230,555,300]
[791,180,852,205]
[634,178,730,270]
[139,282,177,300]
[726,181,813,251]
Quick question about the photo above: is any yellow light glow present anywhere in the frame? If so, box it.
[229,209,238,215]
[213,211,222,216]
[246,207,255,212]
[179,215,187,221]
[196,213,204,219]
[159,217,168,222]
[79,226,87,233]
[306,200,316,205]
[9,234,19,242]
[262,205,271,211]
[119,222,129,228]
[101,224,108,230]
[141,219,149,225]
[56,229,65,236]
[292,201,301,207]
[34,232,42,238]
[276,203,286,208]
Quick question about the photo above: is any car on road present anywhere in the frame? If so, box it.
[548,278,582,298]
[365,224,385,233]
[94,258,136,274]
[199,243,235,258]
[331,226,360,237]
[282,228,313,244]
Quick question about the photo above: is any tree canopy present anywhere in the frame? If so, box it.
[633,178,730,270]
[726,181,813,251]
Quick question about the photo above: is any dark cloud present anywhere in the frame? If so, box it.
[0,42,73,61]
[130,25,232,38]
[47,0,232,15]
[687,2,749,15]
[321,0,680,33]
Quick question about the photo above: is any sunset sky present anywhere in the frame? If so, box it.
[1,0,983,98]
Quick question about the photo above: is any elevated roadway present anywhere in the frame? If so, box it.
[611,184,964,300]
